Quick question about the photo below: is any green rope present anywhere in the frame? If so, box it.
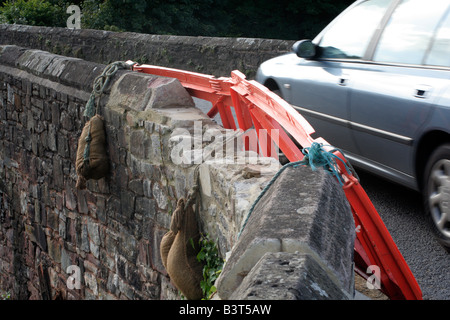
[83,61,130,163]
[237,142,358,238]
[83,61,130,119]
[84,92,97,120]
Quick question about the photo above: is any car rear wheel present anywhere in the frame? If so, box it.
[423,144,450,252]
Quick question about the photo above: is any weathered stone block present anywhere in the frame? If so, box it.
[60,110,73,131]
[119,190,135,221]
[65,217,79,246]
[118,225,137,262]
[59,58,103,92]
[52,156,64,189]
[129,130,146,158]
[47,236,62,263]
[95,195,107,224]
[107,72,194,112]
[46,208,59,231]
[152,182,167,211]
[87,219,101,258]
[27,222,47,252]
[137,240,152,268]
[76,189,88,214]
[0,45,27,66]
[64,184,77,211]
[106,271,120,296]
[216,165,355,299]
[129,179,144,196]
[81,221,90,253]
[43,55,74,80]
[17,49,55,77]
[135,197,155,216]
[229,251,350,300]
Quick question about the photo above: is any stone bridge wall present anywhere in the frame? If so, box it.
[0,44,284,299]
[0,24,295,79]
[0,42,356,300]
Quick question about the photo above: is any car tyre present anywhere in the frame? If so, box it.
[423,144,450,252]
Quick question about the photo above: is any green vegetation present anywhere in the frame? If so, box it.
[194,233,224,300]
[1,290,11,300]
[0,0,353,40]
[0,0,67,27]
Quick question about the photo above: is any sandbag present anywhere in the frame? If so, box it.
[76,114,109,189]
[160,198,204,300]
[160,231,175,269]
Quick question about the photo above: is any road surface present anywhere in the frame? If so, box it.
[356,169,450,300]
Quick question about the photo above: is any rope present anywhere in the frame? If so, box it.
[237,160,302,238]
[84,61,130,119]
[184,165,201,212]
[238,142,358,238]
[82,61,130,163]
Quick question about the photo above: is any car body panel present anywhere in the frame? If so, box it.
[255,0,450,192]
[349,65,448,176]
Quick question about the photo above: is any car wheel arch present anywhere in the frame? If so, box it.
[263,78,282,96]
[415,130,450,191]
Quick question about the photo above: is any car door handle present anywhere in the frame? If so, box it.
[338,76,349,86]
[414,85,432,98]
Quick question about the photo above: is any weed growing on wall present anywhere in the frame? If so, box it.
[193,234,224,300]
[1,290,11,300]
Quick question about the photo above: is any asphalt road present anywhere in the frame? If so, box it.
[355,169,450,300]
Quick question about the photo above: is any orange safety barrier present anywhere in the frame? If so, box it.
[132,63,422,300]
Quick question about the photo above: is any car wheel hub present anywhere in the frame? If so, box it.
[428,159,450,239]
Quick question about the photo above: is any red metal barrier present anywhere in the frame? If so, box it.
[132,63,422,300]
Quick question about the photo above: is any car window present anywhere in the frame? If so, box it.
[373,0,449,65]
[318,0,392,59]
[425,9,450,68]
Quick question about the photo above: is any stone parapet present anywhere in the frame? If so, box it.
[0,24,295,79]
[0,44,356,301]
[0,45,278,299]
[216,165,355,300]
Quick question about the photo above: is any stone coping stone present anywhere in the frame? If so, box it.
[229,251,350,300]
[216,165,355,299]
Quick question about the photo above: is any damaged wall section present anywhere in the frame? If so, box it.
[0,45,280,299]
[0,45,355,300]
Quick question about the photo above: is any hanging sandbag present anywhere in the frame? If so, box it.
[160,198,204,300]
[75,114,109,189]
[75,61,130,189]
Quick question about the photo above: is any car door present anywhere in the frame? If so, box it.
[287,0,393,154]
[288,59,354,151]
[348,0,450,187]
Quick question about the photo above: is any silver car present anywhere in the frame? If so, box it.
[256,0,450,251]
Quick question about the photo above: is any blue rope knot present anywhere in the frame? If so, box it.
[295,142,356,186]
